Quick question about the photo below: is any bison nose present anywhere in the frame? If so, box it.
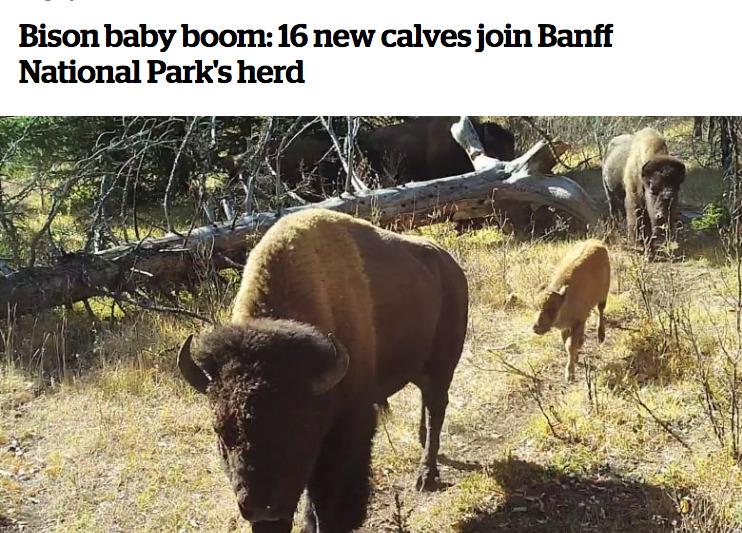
[236,491,289,522]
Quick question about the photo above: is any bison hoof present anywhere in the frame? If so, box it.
[416,467,440,492]
[598,329,606,343]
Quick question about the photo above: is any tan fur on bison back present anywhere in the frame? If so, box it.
[232,210,376,379]
[623,128,668,199]
[230,208,468,396]
[547,239,610,328]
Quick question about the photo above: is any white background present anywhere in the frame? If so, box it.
[1,0,738,115]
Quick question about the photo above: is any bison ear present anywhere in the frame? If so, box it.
[640,159,656,186]
[674,159,687,183]
[310,333,350,395]
[177,335,211,394]
[640,161,652,183]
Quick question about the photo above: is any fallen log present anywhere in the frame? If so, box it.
[0,134,596,319]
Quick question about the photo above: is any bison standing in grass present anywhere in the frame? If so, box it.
[177,208,468,533]
[532,239,610,382]
[602,128,686,253]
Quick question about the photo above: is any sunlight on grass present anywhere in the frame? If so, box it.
[2,218,742,531]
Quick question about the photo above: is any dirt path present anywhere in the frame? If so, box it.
[362,323,680,533]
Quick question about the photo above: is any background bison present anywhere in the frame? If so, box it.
[269,117,515,196]
[602,128,686,251]
[177,209,468,533]
[361,116,515,182]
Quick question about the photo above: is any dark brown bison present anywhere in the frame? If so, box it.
[602,128,686,251]
[269,117,515,196]
[362,116,515,182]
[177,208,468,533]
[266,134,343,197]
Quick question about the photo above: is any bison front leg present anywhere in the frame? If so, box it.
[416,387,448,491]
[304,408,375,533]
[641,210,656,257]
[563,321,585,382]
[625,196,644,246]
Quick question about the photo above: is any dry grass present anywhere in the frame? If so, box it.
[3,220,742,532]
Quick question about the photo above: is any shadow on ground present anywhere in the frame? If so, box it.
[439,456,678,533]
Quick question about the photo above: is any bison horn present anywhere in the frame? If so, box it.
[311,333,350,395]
[177,334,211,394]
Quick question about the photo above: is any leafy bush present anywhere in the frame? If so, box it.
[692,201,730,231]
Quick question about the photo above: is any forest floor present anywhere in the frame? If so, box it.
[2,167,742,532]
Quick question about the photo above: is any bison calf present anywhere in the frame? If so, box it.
[177,208,468,533]
[532,239,610,382]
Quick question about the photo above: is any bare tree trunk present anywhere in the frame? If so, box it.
[0,138,596,319]
[720,117,739,215]
[693,117,705,140]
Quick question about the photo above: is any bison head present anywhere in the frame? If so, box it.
[177,320,349,528]
[641,156,685,244]
[532,285,567,335]
[479,121,516,162]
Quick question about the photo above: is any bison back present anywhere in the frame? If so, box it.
[232,208,468,400]
[623,128,669,197]
[550,239,610,325]
[361,117,514,182]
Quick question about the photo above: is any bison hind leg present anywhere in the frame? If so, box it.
[415,378,450,492]
[597,301,607,343]
[418,400,427,448]
[603,179,625,220]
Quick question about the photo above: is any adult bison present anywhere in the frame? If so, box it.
[266,133,343,198]
[362,116,515,182]
[269,117,515,195]
[602,128,686,251]
[177,209,468,533]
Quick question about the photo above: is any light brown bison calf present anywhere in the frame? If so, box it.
[532,239,610,382]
